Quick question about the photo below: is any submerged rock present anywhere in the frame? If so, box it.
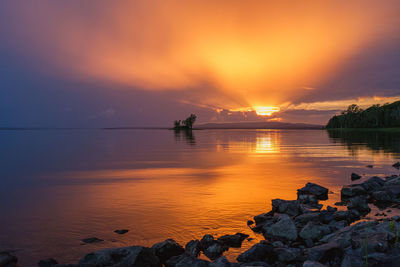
[297,183,328,200]
[114,229,129,235]
[151,239,184,263]
[81,237,104,244]
[79,246,161,266]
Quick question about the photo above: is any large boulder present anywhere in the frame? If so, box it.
[299,222,323,241]
[351,173,362,181]
[167,255,210,267]
[264,214,298,241]
[203,243,227,261]
[217,233,249,248]
[209,256,240,267]
[359,176,385,192]
[340,185,366,198]
[200,235,215,250]
[236,242,274,263]
[0,251,17,267]
[347,196,371,215]
[308,242,343,265]
[297,183,328,200]
[151,239,184,263]
[78,246,161,267]
[273,247,301,262]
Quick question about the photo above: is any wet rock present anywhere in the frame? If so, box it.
[237,243,274,263]
[272,199,302,217]
[78,246,161,267]
[297,183,328,200]
[114,229,129,235]
[0,251,17,267]
[297,194,319,207]
[326,206,337,212]
[185,240,201,257]
[81,237,103,243]
[217,233,249,248]
[273,247,301,262]
[393,162,400,169]
[151,239,184,263]
[203,243,227,261]
[347,196,371,214]
[295,212,321,224]
[167,255,210,267]
[302,260,327,267]
[372,190,392,203]
[359,176,385,192]
[340,185,366,198]
[308,242,343,265]
[254,212,273,224]
[209,256,240,267]
[38,258,58,267]
[264,214,298,241]
[351,173,361,181]
[201,235,215,250]
[247,220,254,226]
[299,222,323,240]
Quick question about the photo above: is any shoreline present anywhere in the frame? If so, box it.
[3,163,400,266]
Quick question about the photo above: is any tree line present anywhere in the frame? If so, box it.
[173,114,197,130]
[326,101,400,128]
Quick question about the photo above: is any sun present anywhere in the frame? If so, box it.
[255,106,280,116]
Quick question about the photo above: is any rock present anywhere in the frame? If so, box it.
[114,229,129,235]
[78,246,161,266]
[273,247,301,262]
[360,176,385,192]
[0,251,17,267]
[185,240,201,257]
[299,222,323,240]
[151,239,184,263]
[295,212,321,224]
[217,233,249,248]
[308,242,343,265]
[203,243,227,261]
[272,199,302,217]
[81,237,103,243]
[351,231,389,253]
[247,220,254,226]
[239,262,269,266]
[297,183,329,200]
[253,213,272,224]
[297,194,319,207]
[372,190,392,203]
[326,206,337,212]
[265,214,298,241]
[237,243,274,263]
[340,185,366,198]
[393,162,400,169]
[167,255,210,267]
[366,165,374,168]
[347,196,371,215]
[209,256,240,267]
[302,260,327,267]
[201,235,215,249]
[351,173,362,181]
[38,258,58,267]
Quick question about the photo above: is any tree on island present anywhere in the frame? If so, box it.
[173,114,197,129]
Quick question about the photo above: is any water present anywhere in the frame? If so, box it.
[0,129,399,265]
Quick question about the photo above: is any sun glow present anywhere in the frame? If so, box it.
[255,107,280,116]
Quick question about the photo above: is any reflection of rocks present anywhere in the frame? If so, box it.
[173,129,196,145]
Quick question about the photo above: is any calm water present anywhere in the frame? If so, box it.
[1,129,400,265]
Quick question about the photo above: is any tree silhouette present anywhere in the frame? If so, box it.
[173,114,197,129]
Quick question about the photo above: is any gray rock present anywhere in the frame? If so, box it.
[78,246,161,266]
[38,258,58,267]
[172,255,210,267]
[265,214,298,241]
[360,176,385,192]
[351,173,361,181]
[372,190,392,203]
[237,243,274,263]
[297,183,329,200]
[185,240,201,257]
[0,251,17,267]
[151,239,184,263]
[351,231,389,253]
[393,162,400,169]
[209,256,240,267]
[308,242,343,264]
[217,233,249,248]
[273,247,301,262]
[295,212,321,224]
[114,229,129,235]
[347,196,371,214]
[239,262,269,267]
[299,222,322,240]
[298,194,319,207]
[201,235,215,249]
[302,260,327,267]
[203,243,227,261]
[272,199,302,217]
[340,185,366,198]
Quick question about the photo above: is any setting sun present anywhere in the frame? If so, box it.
[255,106,280,116]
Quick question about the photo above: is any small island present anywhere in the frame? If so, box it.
[173,114,197,130]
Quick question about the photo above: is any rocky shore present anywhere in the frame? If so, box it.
[2,164,400,267]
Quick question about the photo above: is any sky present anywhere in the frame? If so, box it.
[1,0,400,127]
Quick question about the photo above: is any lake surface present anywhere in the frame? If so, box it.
[1,129,399,265]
